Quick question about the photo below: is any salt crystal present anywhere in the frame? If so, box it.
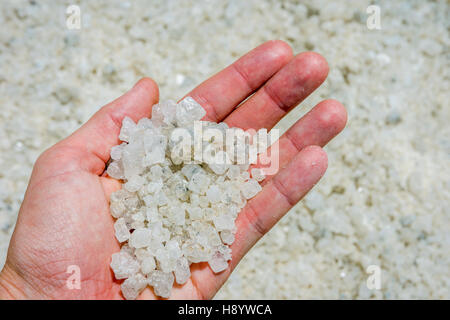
[148,270,174,298]
[213,214,235,231]
[206,185,221,203]
[110,201,126,218]
[176,96,206,126]
[124,175,145,192]
[121,273,147,300]
[110,251,140,279]
[226,165,241,179]
[129,228,152,248]
[220,230,235,245]
[188,172,211,194]
[141,256,156,274]
[241,179,262,199]
[110,144,125,161]
[107,161,125,180]
[174,257,190,285]
[119,116,137,142]
[250,168,266,182]
[114,217,130,243]
[208,250,229,273]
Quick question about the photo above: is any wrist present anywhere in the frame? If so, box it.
[0,263,28,299]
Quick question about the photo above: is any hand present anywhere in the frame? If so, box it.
[0,40,346,299]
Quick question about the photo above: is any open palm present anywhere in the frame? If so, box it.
[0,41,346,299]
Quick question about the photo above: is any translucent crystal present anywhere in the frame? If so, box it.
[110,251,140,279]
[129,228,152,248]
[226,165,241,179]
[121,273,147,300]
[208,250,229,273]
[107,161,125,180]
[220,230,235,245]
[148,270,174,298]
[250,168,266,182]
[241,178,262,199]
[110,144,125,161]
[152,100,177,126]
[176,96,206,126]
[110,201,126,218]
[213,214,235,231]
[188,172,211,194]
[206,185,221,203]
[124,175,145,192]
[141,256,156,274]
[174,257,190,285]
[114,218,130,243]
[119,117,137,142]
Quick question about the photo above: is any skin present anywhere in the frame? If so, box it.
[0,40,347,299]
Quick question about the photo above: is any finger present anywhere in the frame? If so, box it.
[255,99,346,182]
[225,52,329,130]
[190,145,328,298]
[61,78,159,174]
[186,40,293,122]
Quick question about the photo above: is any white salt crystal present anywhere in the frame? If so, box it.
[174,257,190,285]
[208,250,229,273]
[226,165,241,179]
[143,148,165,166]
[250,168,266,182]
[107,161,125,179]
[152,100,177,126]
[129,228,152,248]
[181,164,203,180]
[176,96,206,126]
[145,206,159,222]
[208,150,231,175]
[121,273,147,300]
[187,206,203,220]
[148,270,174,298]
[124,175,145,192]
[169,207,186,225]
[110,251,140,279]
[147,179,163,194]
[110,144,125,161]
[241,179,262,199]
[188,172,211,194]
[114,217,130,243]
[119,116,137,142]
[137,117,155,130]
[122,142,145,177]
[110,201,126,218]
[206,185,221,203]
[141,256,156,274]
[220,230,235,245]
[149,165,163,179]
[213,214,235,231]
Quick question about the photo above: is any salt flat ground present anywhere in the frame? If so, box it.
[0,0,448,299]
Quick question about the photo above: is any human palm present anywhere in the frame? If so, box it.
[0,41,346,299]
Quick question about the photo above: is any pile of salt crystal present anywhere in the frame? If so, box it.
[108,97,268,299]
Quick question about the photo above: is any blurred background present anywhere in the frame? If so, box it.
[0,0,448,299]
